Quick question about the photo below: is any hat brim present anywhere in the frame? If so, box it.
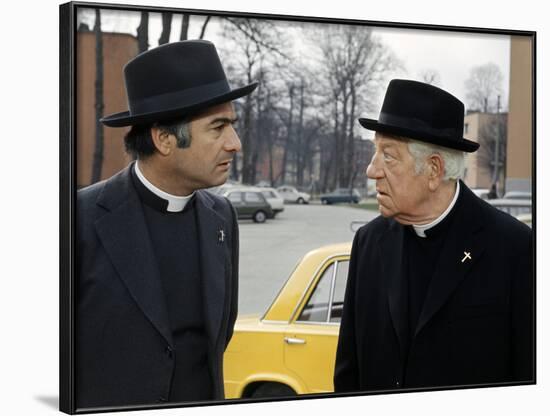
[358,117,479,153]
[101,82,258,127]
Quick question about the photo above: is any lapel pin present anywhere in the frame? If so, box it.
[461,251,472,263]
[218,229,225,243]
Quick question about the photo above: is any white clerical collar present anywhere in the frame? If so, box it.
[134,161,195,212]
[412,181,460,238]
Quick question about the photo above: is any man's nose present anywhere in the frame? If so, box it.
[366,153,383,179]
[224,126,242,152]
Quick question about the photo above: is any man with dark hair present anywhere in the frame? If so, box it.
[334,79,533,392]
[76,40,257,408]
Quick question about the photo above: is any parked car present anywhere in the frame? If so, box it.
[487,198,532,217]
[255,180,272,188]
[223,242,352,398]
[258,187,285,216]
[471,188,491,200]
[503,191,532,200]
[208,180,241,195]
[223,188,274,223]
[277,185,310,204]
[320,188,361,204]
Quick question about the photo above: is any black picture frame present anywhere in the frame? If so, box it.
[60,1,536,414]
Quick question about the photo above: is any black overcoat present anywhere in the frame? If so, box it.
[75,163,239,408]
[334,183,533,392]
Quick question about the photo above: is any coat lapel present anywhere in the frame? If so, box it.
[195,190,228,348]
[382,221,409,361]
[414,183,486,338]
[93,165,174,348]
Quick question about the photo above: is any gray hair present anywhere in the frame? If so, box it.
[157,119,192,149]
[124,118,192,159]
[406,139,465,180]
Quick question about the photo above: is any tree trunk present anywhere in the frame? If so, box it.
[337,89,350,187]
[241,94,253,184]
[231,152,239,181]
[158,12,172,45]
[325,97,339,192]
[179,14,189,40]
[296,82,305,187]
[250,80,265,185]
[280,84,295,185]
[92,9,104,184]
[240,63,255,184]
[346,87,357,188]
[137,12,149,53]
[268,134,275,186]
[199,16,211,39]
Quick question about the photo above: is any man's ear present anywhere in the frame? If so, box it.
[427,153,445,191]
[150,126,173,156]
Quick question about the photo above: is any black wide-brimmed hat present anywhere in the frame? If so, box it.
[359,79,479,152]
[101,40,258,127]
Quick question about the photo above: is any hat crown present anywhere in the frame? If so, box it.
[358,79,478,152]
[100,40,258,127]
[380,79,465,137]
[124,40,228,103]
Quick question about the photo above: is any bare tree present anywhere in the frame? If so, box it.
[220,18,289,184]
[477,113,507,191]
[265,59,322,188]
[136,11,149,53]
[199,16,211,39]
[179,14,189,40]
[419,68,441,86]
[465,62,504,113]
[158,12,172,45]
[92,9,104,183]
[317,25,398,190]
[225,18,290,60]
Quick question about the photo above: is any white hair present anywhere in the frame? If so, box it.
[406,139,465,181]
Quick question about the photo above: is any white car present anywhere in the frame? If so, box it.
[276,185,310,204]
[208,180,241,195]
[258,187,285,216]
[472,188,490,199]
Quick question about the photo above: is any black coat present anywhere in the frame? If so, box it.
[334,183,533,392]
[75,164,239,409]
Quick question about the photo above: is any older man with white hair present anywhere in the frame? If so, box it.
[334,80,533,392]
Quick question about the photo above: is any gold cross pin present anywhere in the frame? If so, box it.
[461,251,472,263]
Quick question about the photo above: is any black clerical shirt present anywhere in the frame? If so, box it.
[404,188,461,351]
[131,168,213,402]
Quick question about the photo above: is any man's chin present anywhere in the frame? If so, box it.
[377,204,396,218]
[211,173,230,187]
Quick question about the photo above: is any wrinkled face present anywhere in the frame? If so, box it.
[168,102,241,192]
[366,133,431,223]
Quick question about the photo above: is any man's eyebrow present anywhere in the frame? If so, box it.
[378,141,397,150]
[210,116,239,125]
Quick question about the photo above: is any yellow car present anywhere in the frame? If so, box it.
[223,242,352,399]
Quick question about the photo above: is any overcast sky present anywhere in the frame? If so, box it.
[374,26,510,111]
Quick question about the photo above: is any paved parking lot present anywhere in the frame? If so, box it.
[237,203,379,314]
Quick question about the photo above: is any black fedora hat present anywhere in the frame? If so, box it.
[359,79,479,152]
[101,40,258,127]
